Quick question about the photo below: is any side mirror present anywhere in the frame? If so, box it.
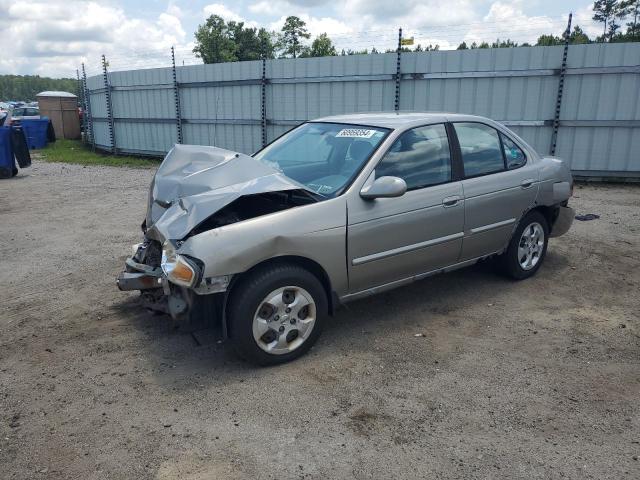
[360,176,407,200]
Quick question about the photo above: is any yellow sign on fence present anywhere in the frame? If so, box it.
[401,37,415,46]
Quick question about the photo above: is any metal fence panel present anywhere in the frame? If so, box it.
[86,43,640,176]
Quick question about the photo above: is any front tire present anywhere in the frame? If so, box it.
[499,211,549,280]
[227,264,327,365]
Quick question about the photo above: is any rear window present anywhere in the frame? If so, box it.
[453,122,505,177]
[501,133,526,169]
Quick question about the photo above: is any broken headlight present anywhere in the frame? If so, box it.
[161,241,201,288]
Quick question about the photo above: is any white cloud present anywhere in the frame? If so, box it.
[249,1,278,16]
[268,14,351,37]
[0,1,190,78]
[0,0,602,79]
[202,3,259,28]
[574,3,604,38]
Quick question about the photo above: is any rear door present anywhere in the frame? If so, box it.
[452,122,539,261]
[347,123,464,293]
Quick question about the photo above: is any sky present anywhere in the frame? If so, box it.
[0,0,603,78]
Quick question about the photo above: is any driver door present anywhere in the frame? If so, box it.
[346,123,465,294]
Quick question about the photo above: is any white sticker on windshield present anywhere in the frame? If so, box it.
[336,128,376,138]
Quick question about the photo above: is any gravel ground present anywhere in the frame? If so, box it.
[1,160,639,480]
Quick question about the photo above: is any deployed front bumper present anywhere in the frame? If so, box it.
[116,257,164,291]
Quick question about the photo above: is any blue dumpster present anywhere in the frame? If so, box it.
[0,126,17,178]
[20,117,50,149]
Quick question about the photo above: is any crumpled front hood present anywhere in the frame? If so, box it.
[145,144,309,242]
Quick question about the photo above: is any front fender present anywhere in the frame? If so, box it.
[178,197,349,295]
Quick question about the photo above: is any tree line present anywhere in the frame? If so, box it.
[0,75,77,102]
[193,1,640,63]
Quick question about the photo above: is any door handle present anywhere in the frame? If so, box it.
[521,179,535,189]
[442,195,461,207]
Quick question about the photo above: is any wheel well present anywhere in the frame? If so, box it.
[530,205,559,230]
[222,256,336,336]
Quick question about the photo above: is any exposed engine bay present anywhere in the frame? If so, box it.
[188,190,319,236]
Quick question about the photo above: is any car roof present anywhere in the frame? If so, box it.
[312,112,493,130]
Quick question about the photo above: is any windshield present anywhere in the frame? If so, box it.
[253,122,389,197]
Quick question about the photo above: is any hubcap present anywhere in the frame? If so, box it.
[252,286,316,355]
[518,222,545,270]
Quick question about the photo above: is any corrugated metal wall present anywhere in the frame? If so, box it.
[86,42,640,177]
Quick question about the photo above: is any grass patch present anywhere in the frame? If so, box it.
[38,139,161,168]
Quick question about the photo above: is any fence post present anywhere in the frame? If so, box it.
[75,69,83,143]
[261,55,267,147]
[75,69,82,107]
[550,13,572,156]
[395,28,403,111]
[81,63,95,150]
[102,54,116,154]
[171,46,183,145]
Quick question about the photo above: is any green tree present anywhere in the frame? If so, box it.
[278,16,311,58]
[537,26,591,46]
[457,41,469,50]
[228,22,275,61]
[536,33,561,46]
[308,33,337,57]
[344,48,370,55]
[0,75,76,101]
[570,25,591,43]
[258,28,277,59]
[193,16,276,63]
[622,0,640,38]
[491,38,518,48]
[192,15,236,63]
[592,0,627,41]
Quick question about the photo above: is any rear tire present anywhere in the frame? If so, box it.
[227,264,327,366]
[498,210,549,280]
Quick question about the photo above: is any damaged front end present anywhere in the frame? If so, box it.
[117,144,319,322]
[117,237,216,319]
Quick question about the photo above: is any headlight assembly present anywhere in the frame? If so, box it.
[161,241,201,288]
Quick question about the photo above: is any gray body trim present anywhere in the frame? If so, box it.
[470,218,517,234]
[340,252,501,303]
[352,232,464,266]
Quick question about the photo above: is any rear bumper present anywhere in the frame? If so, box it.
[550,206,574,238]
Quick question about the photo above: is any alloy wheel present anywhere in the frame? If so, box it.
[252,286,317,355]
[517,222,545,270]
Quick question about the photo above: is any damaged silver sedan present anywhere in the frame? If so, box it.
[118,113,574,365]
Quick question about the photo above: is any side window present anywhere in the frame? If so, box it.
[376,123,451,190]
[454,122,505,177]
[500,133,526,169]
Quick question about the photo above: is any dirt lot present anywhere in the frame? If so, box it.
[1,160,639,479]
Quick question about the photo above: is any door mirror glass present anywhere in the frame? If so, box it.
[360,176,407,199]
